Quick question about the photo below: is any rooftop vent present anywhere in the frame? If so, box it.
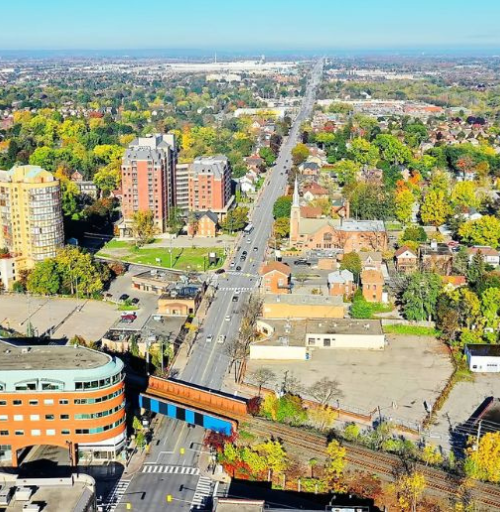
[21,347,31,354]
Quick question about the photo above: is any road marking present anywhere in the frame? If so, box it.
[190,476,214,510]
[100,479,131,511]
[142,465,200,475]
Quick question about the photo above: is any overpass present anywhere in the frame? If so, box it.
[139,376,248,435]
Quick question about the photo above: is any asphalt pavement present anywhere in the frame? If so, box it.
[118,59,324,512]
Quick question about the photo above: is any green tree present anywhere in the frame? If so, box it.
[167,206,183,234]
[93,164,121,195]
[400,225,427,244]
[401,272,442,321]
[273,195,292,219]
[420,189,452,226]
[481,288,500,333]
[291,143,309,165]
[132,210,156,246]
[459,216,500,248]
[349,137,379,167]
[452,247,469,276]
[340,252,362,280]
[467,252,486,289]
[451,181,480,211]
[27,260,61,295]
[221,206,249,232]
[374,134,412,166]
[259,147,276,167]
[403,123,428,149]
[332,159,360,186]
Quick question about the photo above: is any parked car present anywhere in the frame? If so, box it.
[225,315,231,322]
[232,295,239,302]
[217,334,226,344]
[131,298,139,305]
[236,266,242,271]
[294,259,311,266]
[215,269,225,274]
[120,313,136,323]
[242,251,248,256]
[206,335,213,343]
[253,247,258,252]
[119,293,129,301]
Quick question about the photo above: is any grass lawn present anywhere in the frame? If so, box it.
[118,304,139,311]
[383,324,440,336]
[385,221,403,231]
[102,239,133,250]
[121,246,225,271]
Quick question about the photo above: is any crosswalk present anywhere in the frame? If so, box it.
[218,287,254,292]
[99,479,130,512]
[190,476,214,510]
[142,464,200,475]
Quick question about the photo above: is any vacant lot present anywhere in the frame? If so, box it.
[245,334,453,430]
[98,242,225,271]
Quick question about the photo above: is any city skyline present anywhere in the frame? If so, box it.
[2,0,500,53]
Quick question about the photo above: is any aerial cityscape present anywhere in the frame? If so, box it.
[1,1,500,511]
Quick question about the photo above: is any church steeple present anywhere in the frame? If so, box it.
[292,177,300,207]
[290,178,301,244]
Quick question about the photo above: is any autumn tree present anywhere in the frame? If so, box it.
[451,181,481,211]
[459,216,500,249]
[325,440,347,489]
[392,471,426,512]
[349,137,379,167]
[291,143,309,165]
[273,217,290,239]
[132,210,156,246]
[464,432,500,483]
[420,189,452,226]
[255,440,289,480]
[395,188,415,225]
[332,159,360,186]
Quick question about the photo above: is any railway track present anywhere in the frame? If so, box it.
[246,418,500,509]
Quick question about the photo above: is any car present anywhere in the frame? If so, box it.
[294,259,311,266]
[131,298,139,305]
[237,246,241,251]
[234,288,241,295]
[232,295,239,302]
[253,247,258,252]
[247,238,252,243]
[206,335,213,343]
[230,261,235,267]
[236,266,242,271]
[119,293,129,301]
[280,172,283,175]
[217,334,226,344]
[215,268,225,274]
[242,251,248,256]
[120,313,136,323]
[225,315,231,322]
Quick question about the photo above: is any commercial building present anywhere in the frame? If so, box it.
[121,133,177,233]
[466,344,500,373]
[188,156,233,219]
[259,262,292,294]
[262,294,345,319]
[0,340,126,467]
[0,165,64,271]
[251,318,385,360]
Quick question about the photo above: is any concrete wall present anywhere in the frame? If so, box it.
[262,302,345,319]
[250,345,307,360]
[306,333,385,350]
[467,354,500,373]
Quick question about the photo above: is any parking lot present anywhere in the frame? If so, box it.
[0,295,118,341]
[245,334,453,429]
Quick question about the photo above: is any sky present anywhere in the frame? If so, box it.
[2,0,500,53]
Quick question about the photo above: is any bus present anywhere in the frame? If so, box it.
[243,223,254,235]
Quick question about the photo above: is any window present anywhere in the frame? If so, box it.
[61,430,70,435]
[29,400,38,406]
[15,430,24,436]
[43,399,54,405]
[323,338,331,347]
[59,400,69,405]
[13,400,22,406]
[60,415,69,420]
[307,338,316,346]
[46,429,56,436]
[30,415,40,421]
[0,415,7,421]
[31,429,41,436]
[14,415,23,421]
[45,415,55,421]
[0,401,5,406]
[0,430,8,436]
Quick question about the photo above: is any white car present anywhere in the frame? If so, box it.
[206,335,213,343]
[217,334,226,344]
[225,315,231,322]
[246,238,251,243]
[234,288,241,295]
[230,261,235,268]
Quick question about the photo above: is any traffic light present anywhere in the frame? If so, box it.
[166,495,173,503]
[180,447,185,455]
[126,504,132,510]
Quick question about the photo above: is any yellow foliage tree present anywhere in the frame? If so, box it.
[421,445,443,466]
[464,432,500,483]
[392,471,426,512]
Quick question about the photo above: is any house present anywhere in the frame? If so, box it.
[467,246,500,267]
[187,211,219,237]
[327,269,355,298]
[466,344,500,373]
[420,242,453,275]
[70,170,98,198]
[331,197,350,219]
[259,262,292,295]
[300,161,320,177]
[244,154,264,172]
[157,285,203,316]
[394,246,418,273]
[302,182,329,202]
[300,206,322,219]
[359,252,383,271]
[361,269,384,303]
[442,275,467,291]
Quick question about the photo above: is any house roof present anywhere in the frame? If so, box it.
[394,245,417,258]
[298,217,340,236]
[195,211,219,224]
[328,269,354,284]
[361,269,384,284]
[300,206,322,219]
[442,276,467,287]
[303,182,328,195]
[359,251,382,263]
[259,261,292,277]
[466,344,500,357]
[467,246,499,257]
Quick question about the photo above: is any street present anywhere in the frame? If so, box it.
[117,59,323,511]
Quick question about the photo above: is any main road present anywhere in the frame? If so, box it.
[116,59,323,512]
